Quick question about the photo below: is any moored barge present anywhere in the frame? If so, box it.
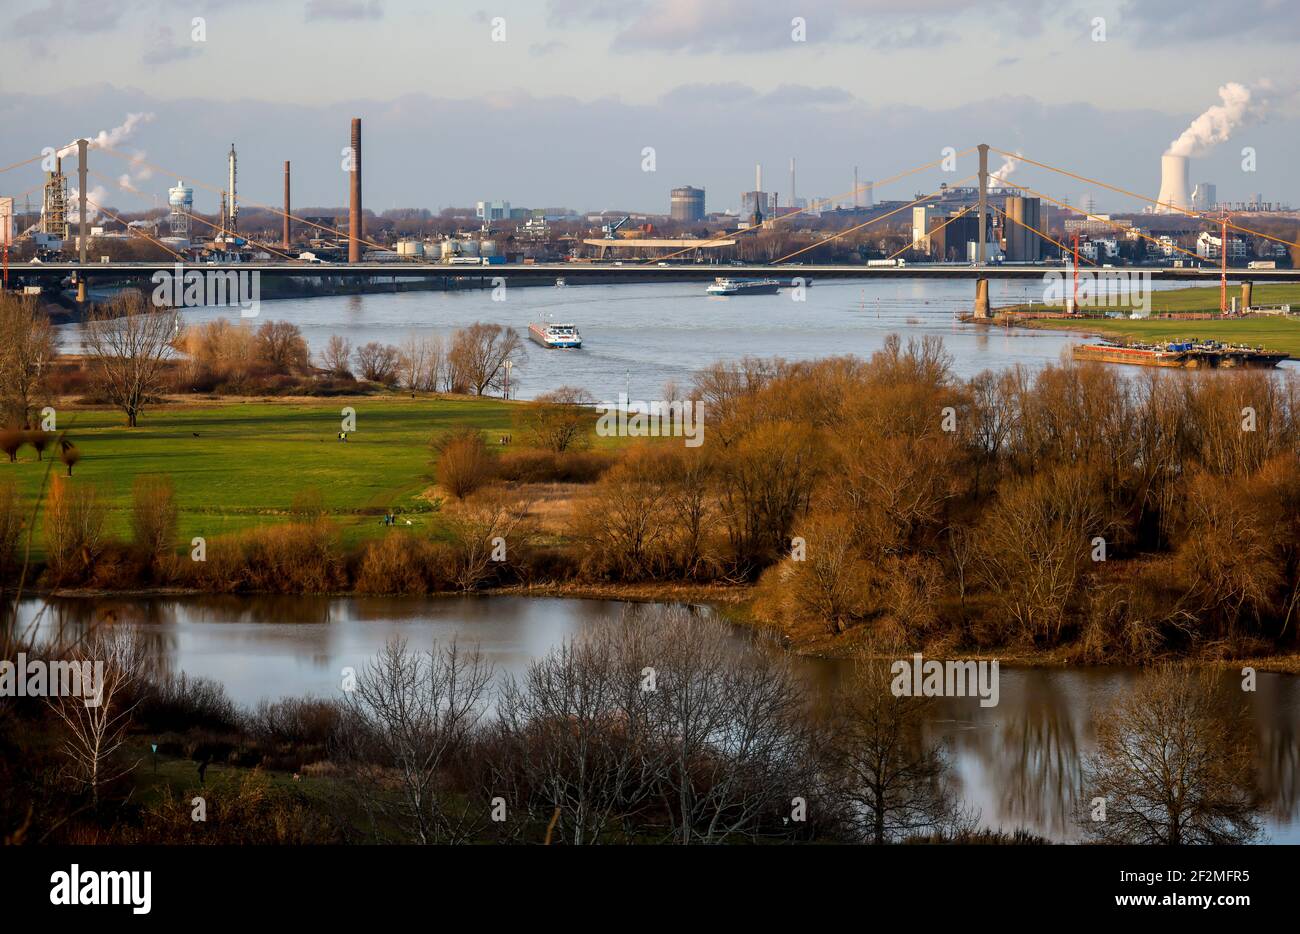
[1072,339,1288,369]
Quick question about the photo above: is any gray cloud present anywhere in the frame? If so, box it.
[304,0,383,22]
[1119,0,1300,43]
[142,26,204,65]
[547,0,1070,53]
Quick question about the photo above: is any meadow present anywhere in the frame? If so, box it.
[4,395,524,556]
[1011,283,1300,355]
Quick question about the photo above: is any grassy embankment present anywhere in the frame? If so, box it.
[5,394,619,560]
[1006,283,1300,356]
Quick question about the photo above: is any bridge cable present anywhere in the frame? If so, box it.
[773,175,978,265]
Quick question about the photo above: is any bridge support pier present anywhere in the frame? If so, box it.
[1241,281,1253,313]
[973,278,990,319]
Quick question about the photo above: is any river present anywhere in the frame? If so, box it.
[13,593,1300,843]
[56,278,1221,401]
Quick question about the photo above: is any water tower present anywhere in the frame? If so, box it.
[168,180,194,240]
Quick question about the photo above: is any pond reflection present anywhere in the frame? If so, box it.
[9,594,1299,842]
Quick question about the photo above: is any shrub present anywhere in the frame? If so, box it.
[434,428,495,500]
[0,480,22,579]
[43,477,105,583]
[189,522,345,593]
[354,533,457,593]
[495,448,614,484]
[130,474,178,568]
[0,426,23,463]
[137,672,241,734]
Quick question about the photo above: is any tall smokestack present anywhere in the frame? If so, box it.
[349,118,363,263]
[755,163,762,193]
[1156,153,1192,214]
[854,165,859,208]
[283,161,291,249]
[789,157,796,209]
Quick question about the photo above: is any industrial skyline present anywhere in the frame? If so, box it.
[2,1,1297,214]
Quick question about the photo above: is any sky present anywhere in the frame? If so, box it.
[1,0,1297,217]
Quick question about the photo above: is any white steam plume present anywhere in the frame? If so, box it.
[991,151,1023,187]
[1166,81,1270,157]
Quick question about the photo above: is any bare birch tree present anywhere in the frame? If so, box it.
[47,631,146,805]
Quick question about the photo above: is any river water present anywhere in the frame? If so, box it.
[57,278,1220,401]
[14,593,1300,843]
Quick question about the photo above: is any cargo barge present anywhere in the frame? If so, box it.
[1072,339,1288,369]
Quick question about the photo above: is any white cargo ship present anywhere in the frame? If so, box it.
[705,277,780,296]
[529,321,582,349]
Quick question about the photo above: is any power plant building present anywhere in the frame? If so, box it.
[670,186,705,223]
[1192,182,1217,212]
[1003,195,1042,262]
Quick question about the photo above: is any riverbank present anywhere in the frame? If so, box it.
[995,282,1300,355]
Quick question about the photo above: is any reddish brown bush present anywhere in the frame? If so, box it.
[433,428,495,500]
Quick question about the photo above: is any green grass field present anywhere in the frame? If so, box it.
[5,395,525,557]
[1011,283,1300,356]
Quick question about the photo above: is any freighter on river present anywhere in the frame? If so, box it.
[1072,339,1289,369]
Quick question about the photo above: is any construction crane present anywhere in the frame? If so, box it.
[602,215,630,239]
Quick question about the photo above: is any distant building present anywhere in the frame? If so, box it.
[1191,183,1217,212]
[740,190,776,225]
[1196,231,1247,261]
[670,186,706,223]
[476,200,511,222]
[911,206,940,254]
[928,211,987,262]
[1003,196,1042,262]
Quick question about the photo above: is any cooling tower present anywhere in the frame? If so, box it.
[1156,154,1191,214]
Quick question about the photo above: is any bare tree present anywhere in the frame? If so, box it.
[354,341,401,384]
[47,631,146,805]
[0,293,58,428]
[130,474,178,566]
[520,386,594,453]
[829,659,957,844]
[493,626,661,844]
[254,320,310,374]
[641,607,815,844]
[397,334,443,396]
[1081,664,1261,845]
[320,334,353,377]
[83,292,177,427]
[448,323,524,396]
[339,639,493,844]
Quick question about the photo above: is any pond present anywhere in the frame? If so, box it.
[13,593,1300,843]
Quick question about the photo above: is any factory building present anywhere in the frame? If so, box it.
[910,205,941,253]
[1003,195,1043,262]
[670,186,705,223]
[476,200,511,222]
[1191,182,1217,212]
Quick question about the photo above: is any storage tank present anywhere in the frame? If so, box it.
[440,239,459,260]
[459,239,480,257]
[396,239,424,257]
[479,239,497,257]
